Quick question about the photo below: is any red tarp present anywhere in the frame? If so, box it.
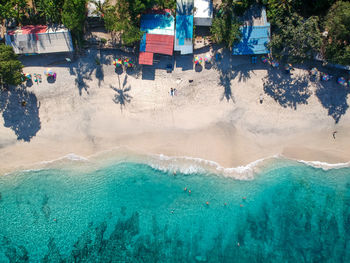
[139,52,154,65]
[145,34,174,56]
[8,25,47,35]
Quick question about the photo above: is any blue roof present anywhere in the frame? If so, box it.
[232,24,270,55]
[140,13,175,36]
[176,15,193,45]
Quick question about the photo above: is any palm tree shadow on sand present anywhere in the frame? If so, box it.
[0,86,41,141]
[111,75,133,111]
[315,81,349,123]
[263,69,311,109]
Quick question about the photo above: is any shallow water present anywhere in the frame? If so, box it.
[0,159,350,262]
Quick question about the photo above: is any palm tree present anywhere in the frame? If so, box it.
[90,0,110,18]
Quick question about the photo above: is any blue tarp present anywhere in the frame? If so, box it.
[232,25,270,55]
[140,14,175,36]
[140,33,147,52]
[176,15,193,46]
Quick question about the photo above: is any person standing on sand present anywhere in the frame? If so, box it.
[333,131,337,139]
[259,94,264,104]
[170,88,174,97]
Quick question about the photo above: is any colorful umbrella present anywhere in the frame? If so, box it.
[338,77,346,85]
[321,73,330,81]
[261,56,268,63]
[44,68,54,77]
[311,67,318,76]
[123,58,133,68]
[113,58,123,67]
[24,73,32,80]
[204,54,212,63]
[194,56,203,65]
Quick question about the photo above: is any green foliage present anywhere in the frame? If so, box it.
[324,1,350,65]
[211,15,241,48]
[0,44,23,89]
[269,14,322,63]
[210,1,242,48]
[62,0,87,46]
[90,0,110,17]
[35,0,64,24]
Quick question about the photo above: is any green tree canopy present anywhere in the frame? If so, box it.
[35,0,64,24]
[62,0,87,46]
[0,44,23,89]
[269,14,322,63]
[324,1,350,65]
[210,1,242,47]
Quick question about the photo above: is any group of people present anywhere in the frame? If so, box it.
[170,88,177,97]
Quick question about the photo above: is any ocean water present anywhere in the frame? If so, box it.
[0,157,350,262]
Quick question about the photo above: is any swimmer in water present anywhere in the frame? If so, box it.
[224,203,227,206]
[206,201,209,206]
[240,204,244,207]
[188,190,191,195]
[184,187,187,191]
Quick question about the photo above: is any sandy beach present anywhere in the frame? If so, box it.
[0,49,349,174]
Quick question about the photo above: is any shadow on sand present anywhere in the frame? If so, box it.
[263,69,311,109]
[111,75,133,111]
[0,86,41,141]
[315,81,349,123]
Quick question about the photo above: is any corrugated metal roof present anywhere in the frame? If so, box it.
[145,34,174,56]
[139,52,154,65]
[232,25,270,55]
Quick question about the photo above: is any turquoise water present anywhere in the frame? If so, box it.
[0,159,350,262]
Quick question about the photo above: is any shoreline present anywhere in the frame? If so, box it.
[1,50,349,175]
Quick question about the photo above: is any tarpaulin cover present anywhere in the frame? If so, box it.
[8,25,47,35]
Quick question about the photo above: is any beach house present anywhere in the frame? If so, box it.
[174,0,194,54]
[138,10,175,65]
[232,6,270,55]
[5,25,74,55]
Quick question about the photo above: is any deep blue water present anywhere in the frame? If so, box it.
[0,160,350,262]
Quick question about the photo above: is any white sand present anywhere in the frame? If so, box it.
[0,49,349,174]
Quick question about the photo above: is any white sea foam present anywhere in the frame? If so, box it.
[296,159,350,170]
[144,153,280,180]
[40,153,89,165]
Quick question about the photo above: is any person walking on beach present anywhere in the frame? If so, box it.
[332,131,337,139]
[170,88,174,97]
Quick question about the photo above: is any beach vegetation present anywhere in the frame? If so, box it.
[89,0,110,18]
[0,44,23,89]
[210,1,242,47]
[269,14,322,63]
[34,0,64,24]
[62,0,87,48]
[324,1,350,65]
